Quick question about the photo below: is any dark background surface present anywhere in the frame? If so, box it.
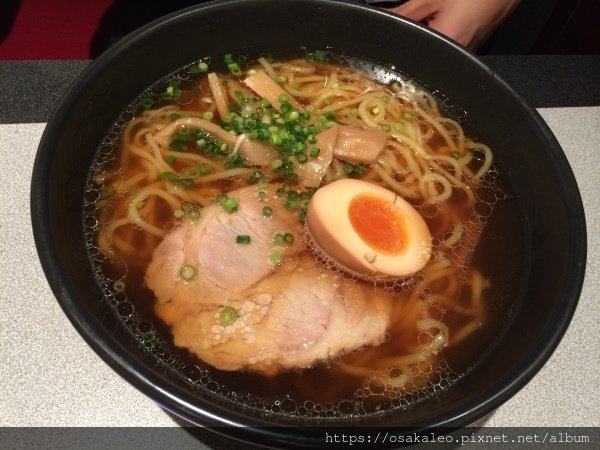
[1,55,598,124]
[1,0,599,123]
[1,0,599,59]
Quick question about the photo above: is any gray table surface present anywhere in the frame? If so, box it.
[1,107,598,438]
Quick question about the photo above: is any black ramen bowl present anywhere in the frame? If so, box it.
[31,0,586,447]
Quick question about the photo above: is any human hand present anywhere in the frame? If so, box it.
[389,0,521,50]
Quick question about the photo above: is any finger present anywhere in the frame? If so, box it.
[390,0,440,22]
[426,16,476,49]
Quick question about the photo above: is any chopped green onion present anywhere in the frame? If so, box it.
[273,231,295,246]
[170,113,183,122]
[272,159,283,170]
[394,122,406,133]
[279,160,295,177]
[280,102,292,113]
[140,97,154,109]
[236,234,251,244]
[159,172,176,181]
[296,153,308,164]
[255,128,270,140]
[304,49,328,63]
[313,49,328,62]
[381,124,391,132]
[271,134,282,146]
[220,306,238,326]
[287,110,300,121]
[268,250,284,267]
[227,62,242,76]
[202,111,214,121]
[179,264,197,282]
[262,206,273,218]
[159,172,194,188]
[172,132,189,142]
[276,75,287,83]
[233,90,246,102]
[198,62,209,72]
[174,208,184,218]
[224,152,244,169]
[222,197,238,213]
[170,141,188,152]
[162,85,179,99]
[402,112,414,120]
[249,170,264,184]
[284,198,297,210]
[343,162,367,177]
[451,151,461,159]
[166,155,177,164]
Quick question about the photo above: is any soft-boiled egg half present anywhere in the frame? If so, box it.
[306,179,432,279]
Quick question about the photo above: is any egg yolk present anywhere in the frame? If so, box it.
[348,194,407,255]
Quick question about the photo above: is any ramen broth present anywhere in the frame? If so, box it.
[86,53,522,416]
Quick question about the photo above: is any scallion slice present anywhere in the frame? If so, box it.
[220,306,238,326]
[268,250,283,267]
[222,197,238,213]
[236,235,251,244]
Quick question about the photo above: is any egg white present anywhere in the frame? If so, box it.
[306,179,432,278]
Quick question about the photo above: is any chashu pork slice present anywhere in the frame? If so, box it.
[145,184,304,308]
[155,269,392,375]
